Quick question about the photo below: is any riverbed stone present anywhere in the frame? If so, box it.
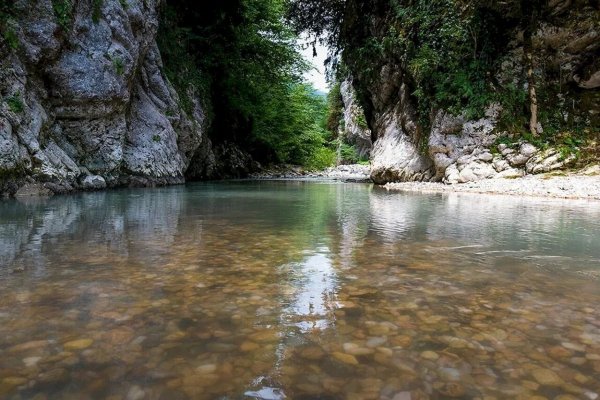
[562,342,586,352]
[366,337,387,348]
[436,382,466,398]
[343,343,374,355]
[196,364,217,374]
[299,346,325,360]
[9,340,49,353]
[37,368,69,385]
[23,357,41,367]
[438,367,461,382]
[333,352,359,365]
[126,386,145,400]
[531,368,563,386]
[63,339,94,351]
[3,377,28,386]
[240,341,260,352]
[420,351,439,360]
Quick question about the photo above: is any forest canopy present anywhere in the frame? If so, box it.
[288,0,598,150]
[158,0,336,169]
[157,0,598,170]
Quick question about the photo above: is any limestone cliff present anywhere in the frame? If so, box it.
[341,0,599,184]
[339,78,372,159]
[0,0,215,197]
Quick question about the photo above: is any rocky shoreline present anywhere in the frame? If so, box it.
[7,163,600,201]
[384,165,600,200]
[249,164,372,183]
[251,163,600,201]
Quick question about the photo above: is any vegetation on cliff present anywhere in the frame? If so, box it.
[0,0,19,49]
[288,0,599,161]
[158,0,336,169]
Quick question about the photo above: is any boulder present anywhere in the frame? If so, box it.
[15,183,52,197]
[81,175,107,190]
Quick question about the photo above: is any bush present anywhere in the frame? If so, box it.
[6,92,24,113]
[92,0,103,23]
[0,0,19,49]
[326,82,343,134]
[305,146,336,170]
[112,56,124,75]
[52,0,73,30]
[338,142,359,164]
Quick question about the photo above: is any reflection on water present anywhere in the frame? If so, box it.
[0,181,599,399]
[284,249,338,332]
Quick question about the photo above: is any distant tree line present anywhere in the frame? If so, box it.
[158,0,336,169]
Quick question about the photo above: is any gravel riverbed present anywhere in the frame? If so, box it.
[385,172,600,200]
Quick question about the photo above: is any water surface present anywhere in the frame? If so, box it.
[1,181,599,399]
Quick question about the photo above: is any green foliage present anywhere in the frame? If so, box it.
[52,0,73,30]
[495,83,528,133]
[152,134,161,142]
[6,92,24,113]
[252,83,333,166]
[305,146,336,170]
[291,0,539,134]
[1,22,17,49]
[355,112,368,130]
[159,0,333,168]
[157,6,212,118]
[0,0,18,49]
[119,0,128,9]
[326,82,343,134]
[494,80,592,160]
[0,0,13,18]
[338,142,360,164]
[112,56,124,75]
[92,0,103,23]
[378,0,511,125]
[491,135,522,156]
[286,0,345,51]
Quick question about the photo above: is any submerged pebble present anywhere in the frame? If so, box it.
[63,339,93,351]
[0,182,599,399]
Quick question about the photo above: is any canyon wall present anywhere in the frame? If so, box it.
[0,0,219,197]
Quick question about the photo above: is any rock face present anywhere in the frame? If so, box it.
[365,67,435,184]
[428,106,577,184]
[0,0,218,197]
[341,0,599,184]
[339,79,372,159]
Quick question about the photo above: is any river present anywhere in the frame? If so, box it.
[1,181,599,399]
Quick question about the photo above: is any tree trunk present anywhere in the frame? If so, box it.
[526,49,538,136]
[522,0,541,136]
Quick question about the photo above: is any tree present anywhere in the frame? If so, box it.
[521,0,546,137]
[158,0,335,167]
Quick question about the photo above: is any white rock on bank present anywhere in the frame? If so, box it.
[81,175,107,190]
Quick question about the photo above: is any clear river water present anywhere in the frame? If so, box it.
[1,181,599,400]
